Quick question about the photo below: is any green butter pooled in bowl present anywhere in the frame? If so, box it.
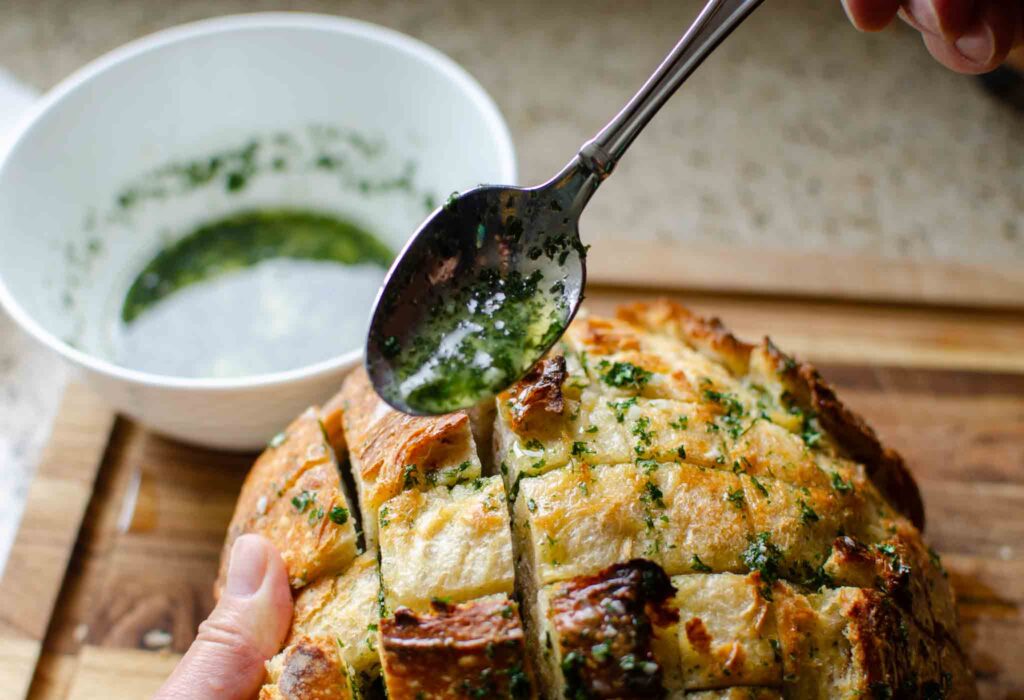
[122,209,393,323]
[115,209,394,379]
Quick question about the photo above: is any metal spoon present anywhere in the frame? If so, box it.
[367,0,764,415]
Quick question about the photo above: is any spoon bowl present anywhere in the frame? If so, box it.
[366,160,596,415]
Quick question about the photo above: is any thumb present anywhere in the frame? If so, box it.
[155,535,293,700]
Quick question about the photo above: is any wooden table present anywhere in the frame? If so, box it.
[2,287,1023,699]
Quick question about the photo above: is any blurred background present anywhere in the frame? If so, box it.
[1,0,1022,564]
[4,0,1022,266]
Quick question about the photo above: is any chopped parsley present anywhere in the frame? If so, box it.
[726,487,745,509]
[508,665,532,699]
[402,464,419,489]
[631,416,655,455]
[329,506,349,525]
[742,532,784,599]
[643,481,666,509]
[703,389,746,439]
[830,471,854,493]
[599,361,653,391]
[608,397,637,423]
[381,335,400,358]
[291,490,316,513]
[508,474,524,504]
[798,499,820,525]
[379,506,391,528]
[637,458,659,473]
[571,441,594,457]
[561,650,585,689]
[874,543,910,580]
[800,411,822,447]
[750,475,770,499]
[691,554,713,573]
[669,415,689,430]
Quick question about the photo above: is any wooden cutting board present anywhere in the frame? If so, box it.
[1,289,1023,700]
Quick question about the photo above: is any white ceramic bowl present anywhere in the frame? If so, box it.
[0,13,516,450]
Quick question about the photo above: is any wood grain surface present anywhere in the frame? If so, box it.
[1,294,1022,700]
[587,243,1024,310]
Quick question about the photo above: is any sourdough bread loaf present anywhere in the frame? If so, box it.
[217,300,974,699]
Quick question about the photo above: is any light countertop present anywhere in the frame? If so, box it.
[4,0,1022,263]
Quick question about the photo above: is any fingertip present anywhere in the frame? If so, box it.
[900,0,978,42]
[225,534,270,597]
[921,32,990,73]
[260,539,294,646]
[223,534,293,654]
[920,0,1019,74]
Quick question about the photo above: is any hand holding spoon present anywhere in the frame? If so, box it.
[366,0,764,415]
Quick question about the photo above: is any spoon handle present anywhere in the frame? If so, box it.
[579,0,764,179]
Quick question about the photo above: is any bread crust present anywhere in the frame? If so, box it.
[216,408,357,594]
[501,355,567,433]
[616,299,924,529]
[379,597,534,699]
[540,560,678,699]
[338,369,481,547]
[226,299,970,700]
[261,636,355,700]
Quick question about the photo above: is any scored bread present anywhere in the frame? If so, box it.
[218,300,974,699]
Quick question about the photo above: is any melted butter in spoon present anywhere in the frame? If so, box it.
[384,267,569,415]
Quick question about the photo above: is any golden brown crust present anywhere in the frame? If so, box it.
[574,316,643,354]
[379,597,534,699]
[763,339,925,530]
[825,524,958,640]
[773,584,956,698]
[340,369,476,513]
[616,299,924,530]
[320,389,347,457]
[499,355,567,434]
[261,636,354,700]
[546,560,678,698]
[216,409,357,595]
[287,551,382,676]
[615,299,753,376]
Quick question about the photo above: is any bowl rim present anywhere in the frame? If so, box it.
[0,11,518,392]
